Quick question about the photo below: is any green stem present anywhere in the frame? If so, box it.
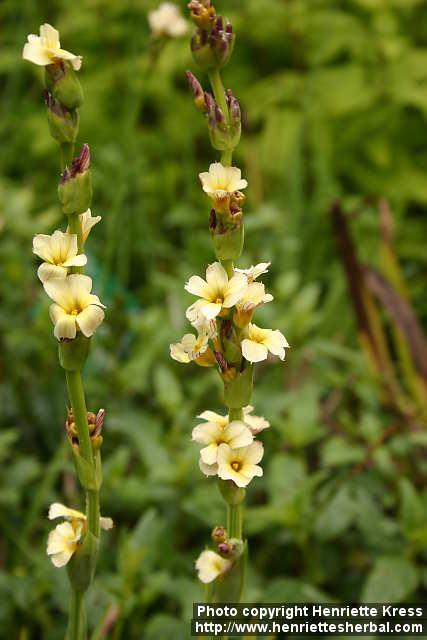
[227,503,242,539]
[60,142,75,172]
[220,149,232,167]
[208,69,233,167]
[65,370,100,538]
[208,69,230,126]
[228,407,243,422]
[68,589,86,640]
[221,259,234,279]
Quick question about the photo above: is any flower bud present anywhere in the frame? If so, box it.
[191,28,215,71]
[58,144,92,215]
[188,0,215,30]
[190,15,235,71]
[44,91,79,144]
[209,16,235,68]
[226,89,241,146]
[211,525,228,544]
[185,70,207,112]
[45,61,83,110]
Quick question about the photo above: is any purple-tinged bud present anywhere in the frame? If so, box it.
[214,350,228,373]
[93,409,105,437]
[218,538,243,557]
[218,542,234,556]
[225,20,232,34]
[58,144,92,215]
[44,90,79,144]
[185,70,206,112]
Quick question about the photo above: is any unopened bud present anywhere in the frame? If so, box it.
[188,0,215,30]
[45,61,83,110]
[185,70,206,112]
[44,91,79,144]
[58,144,92,215]
[212,525,228,543]
[226,89,241,146]
[208,16,235,68]
[214,350,228,373]
[218,541,235,557]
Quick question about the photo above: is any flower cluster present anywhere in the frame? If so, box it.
[196,525,245,583]
[47,503,113,567]
[193,407,268,487]
[178,0,289,596]
[170,162,289,491]
[32,206,105,341]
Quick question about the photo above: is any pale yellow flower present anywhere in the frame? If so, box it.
[33,230,87,283]
[67,209,102,243]
[193,420,253,465]
[185,262,248,321]
[217,441,264,488]
[235,262,271,282]
[237,283,273,312]
[197,409,229,429]
[148,2,188,38]
[48,502,113,530]
[170,332,208,363]
[47,520,83,568]
[197,406,270,435]
[170,331,215,366]
[43,274,105,340]
[46,502,113,568]
[195,549,232,584]
[23,23,82,70]
[241,323,289,363]
[199,458,219,477]
[199,162,247,199]
[242,405,270,435]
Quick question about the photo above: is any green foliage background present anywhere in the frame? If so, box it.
[2,0,427,637]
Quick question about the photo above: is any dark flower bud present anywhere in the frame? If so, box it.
[227,89,241,139]
[208,16,235,68]
[58,144,92,215]
[218,541,235,557]
[185,70,207,112]
[44,90,79,144]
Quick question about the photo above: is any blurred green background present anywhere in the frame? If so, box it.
[2,0,427,637]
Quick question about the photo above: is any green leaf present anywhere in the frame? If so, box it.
[321,437,365,467]
[361,556,419,602]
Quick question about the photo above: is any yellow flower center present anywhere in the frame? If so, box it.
[231,461,241,472]
[70,309,79,316]
[215,297,223,305]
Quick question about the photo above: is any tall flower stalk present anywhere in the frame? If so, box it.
[23,24,112,640]
[170,2,289,602]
